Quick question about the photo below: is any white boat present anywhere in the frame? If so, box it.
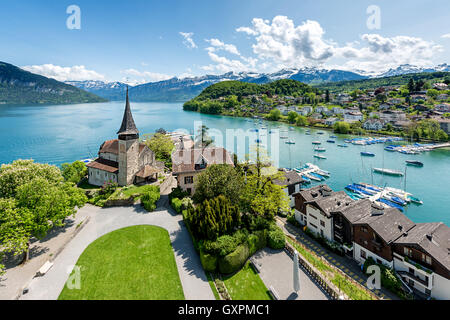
[373,168,404,177]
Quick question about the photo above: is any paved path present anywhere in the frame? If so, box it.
[277,217,399,300]
[20,199,215,300]
[252,248,329,300]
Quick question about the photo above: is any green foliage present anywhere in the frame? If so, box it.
[333,121,351,134]
[408,119,449,141]
[287,111,298,123]
[193,164,245,205]
[186,195,241,241]
[0,61,107,105]
[144,133,175,168]
[169,187,189,201]
[296,115,309,126]
[267,109,282,121]
[218,243,250,274]
[61,161,87,184]
[247,230,267,255]
[202,229,248,256]
[141,186,160,212]
[199,249,218,272]
[0,160,87,271]
[316,71,450,93]
[170,197,183,214]
[287,213,301,228]
[267,226,286,249]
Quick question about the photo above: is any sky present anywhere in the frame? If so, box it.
[0,0,449,84]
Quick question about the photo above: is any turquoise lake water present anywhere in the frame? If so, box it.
[0,101,449,226]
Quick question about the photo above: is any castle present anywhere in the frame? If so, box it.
[87,88,163,186]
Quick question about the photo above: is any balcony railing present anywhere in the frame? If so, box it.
[397,271,430,288]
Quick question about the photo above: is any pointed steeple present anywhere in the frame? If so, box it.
[117,86,139,138]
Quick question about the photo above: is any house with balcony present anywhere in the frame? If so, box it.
[435,103,450,113]
[332,107,345,115]
[298,106,313,116]
[363,119,386,131]
[293,185,353,242]
[273,170,305,208]
[352,206,415,268]
[436,94,448,101]
[344,111,363,123]
[378,110,407,123]
[325,117,339,126]
[392,222,450,300]
[171,147,234,195]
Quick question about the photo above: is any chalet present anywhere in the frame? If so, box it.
[393,120,413,130]
[299,106,313,116]
[392,222,450,300]
[411,95,427,103]
[273,170,305,208]
[414,104,429,112]
[435,103,450,113]
[315,106,329,113]
[352,206,415,268]
[433,83,448,91]
[171,147,234,195]
[344,112,363,123]
[325,118,339,126]
[332,107,344,115]
[379,103,391,110]
[363,119,386,131]
[379,110,407,122]
[436,94,449,101]
[293,185,353,242]
[437,118,450,134]
[311,113,323,120]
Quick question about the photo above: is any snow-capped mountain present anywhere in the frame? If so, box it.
[375,64,450,78]
[66,64,449,102]
[65,80,128,101]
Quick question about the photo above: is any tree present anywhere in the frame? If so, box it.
[61,161,87,184]
[408,79,415,92]
[187,196,240,241]
[240,171,290,221]
[145,133,175,168]
[0,160,87,267]
[193,164,245,205]
[195,125,214,149]
[226,95,239,109]
[287,111,298,124]
[156,128,167,134]
[325,90,330,103]
[376,93,387,103]
[426,89,439,99]
[296,115,309,127]
[267,109,281,121]
[333,121,351,134]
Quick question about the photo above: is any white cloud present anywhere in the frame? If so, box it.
[442,33,450,39]
[205,38,240,56]
[235,15,443,74]
[21,64,105,81]
[335,34,443,74]
[202,51,249,73]
[179,32,197,49]
[236,16,334,71]
[121,69,172,83]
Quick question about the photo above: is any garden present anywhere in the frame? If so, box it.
[58,225,184,300]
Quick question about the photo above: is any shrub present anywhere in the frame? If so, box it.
[218,243,250,274]
[169,187,189,201]
[171,197,183,214]
[267,226,285,249]
[247,230,267,255]
[141,186,160,212]
[200,248,218,272]
[180,197,193,210]
[202,230,248,257]
[287,214,301,228]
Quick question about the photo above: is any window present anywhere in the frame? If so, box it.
[425,289,431,296]
[409,267,415,275]
[309,214,317,220]
[187,188,192,195]
[184,176,194,185]
[422,253,432,265]
[404,247,413,257]
[320,220,325,227]
[360,250,366,259]
[310,223,317,229]
[361,226,368,233]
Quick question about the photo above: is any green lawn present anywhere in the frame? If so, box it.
[121,185,158,198]
[58,225,184,300]
[223,262,272,300]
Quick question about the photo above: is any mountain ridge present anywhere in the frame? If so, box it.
[66,64,449,102]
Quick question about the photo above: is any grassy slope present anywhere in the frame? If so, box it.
[58,225,184,300]
[223,262,272,300]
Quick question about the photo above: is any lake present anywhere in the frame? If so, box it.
[0,101,449,226]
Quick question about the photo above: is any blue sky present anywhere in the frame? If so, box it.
[1,0,449,84]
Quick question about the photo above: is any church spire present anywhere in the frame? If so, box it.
[117,86,139,139]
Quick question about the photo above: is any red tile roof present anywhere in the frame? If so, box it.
[86,158,119,173]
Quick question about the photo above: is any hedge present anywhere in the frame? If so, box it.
[267,227,285,249]
[171,197,183,214]
[218,243,250,274]
[141,186,160,212]
[247,230,267,255]
[200,249,218,272]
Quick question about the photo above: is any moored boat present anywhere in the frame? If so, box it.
[313,154,327,160]
[312,141,322,145]
[406,160,424,167]
[361,152,375,157]
[373,168,404,176]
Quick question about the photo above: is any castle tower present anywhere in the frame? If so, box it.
[117,87,140,186]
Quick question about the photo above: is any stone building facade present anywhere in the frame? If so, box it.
[87,88,163,187]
